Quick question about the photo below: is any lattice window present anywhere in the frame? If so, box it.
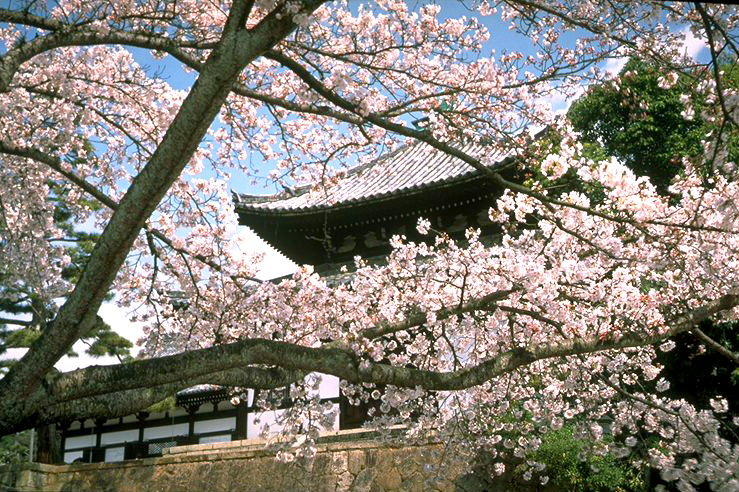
[148,440,177,456]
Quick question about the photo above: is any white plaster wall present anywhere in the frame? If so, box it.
[104,447,125,462]
[170,407,188,418]
[143,423,189,440]
[193,417,235,434]
[63,450,83,463]
[247,409,287,439]
[313,373,339,399]
[64,434,95,450]
[100,429,139,446]
[195,403,216,414]
[218,400,236,410]
[245,402,339,439]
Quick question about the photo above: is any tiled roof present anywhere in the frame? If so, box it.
[233,140,512,214]
[176,385,230,406]
[177,384,222,396]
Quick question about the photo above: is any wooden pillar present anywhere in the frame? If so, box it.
[34,424,61,464]
[85,418,106,463]
[94,418,105,449]
[136,412,149,442]
[187,405,199,438]
[235,401,248,440]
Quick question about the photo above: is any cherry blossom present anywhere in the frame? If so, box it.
[0,1,738,489]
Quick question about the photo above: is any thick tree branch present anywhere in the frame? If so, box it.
[0,0,326,423]
[41,294,738,412]
[17,366,304,429]
[0,8,66,31]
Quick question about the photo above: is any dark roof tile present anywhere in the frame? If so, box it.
[234,140,511,214]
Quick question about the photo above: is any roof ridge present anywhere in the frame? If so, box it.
[344,140,415,177]
[233,140,417,204]
[234,139,513,213]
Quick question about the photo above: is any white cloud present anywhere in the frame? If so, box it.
[231,227,298,281]
[555,85,586,115]
[53,340,128,372]
[681,27,707,61]
[0,303,146,374]
[53,302,147,372]
[534,84,587,123]
[603,56,628,76]
[98,302,147,351]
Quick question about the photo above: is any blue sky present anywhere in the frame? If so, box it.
[2,1,709,370]
[124,1,573,198]
[124,0,713,199]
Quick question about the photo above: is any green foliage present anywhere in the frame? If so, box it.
[519,129,611,209]
[83,316,133,361]
[465,404,644,491]
[568,58,706,193]
[528,426,644,492]
[0,431,31,466]
[48,178,105,288]
[569,57,739,196]
[0,176,132,372]
[2,327,42,348]
[568,57,739,426]
[145,395,177,414]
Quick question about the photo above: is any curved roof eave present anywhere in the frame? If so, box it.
[233,142,514,218]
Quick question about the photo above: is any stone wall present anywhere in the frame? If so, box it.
[0,434,468,492]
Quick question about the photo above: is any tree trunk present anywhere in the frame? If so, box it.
[34,424,61,464]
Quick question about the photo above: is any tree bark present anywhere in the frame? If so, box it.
[34,424,61,464]
[2,293,734,435]
[0,0,326,436]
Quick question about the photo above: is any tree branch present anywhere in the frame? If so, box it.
[0,23,209,92]
[0,317,33,327]
[0,141,118,210]
[692,327,739,365]
[44,293,738,408]
[361,288,520,339]
[0,141,262,285]
[37,366,304,425]
[0,0,327,422]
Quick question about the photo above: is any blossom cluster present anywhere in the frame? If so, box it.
[1,1,738,489]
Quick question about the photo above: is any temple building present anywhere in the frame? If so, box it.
[60,139,516,463]
[233,141,514,272]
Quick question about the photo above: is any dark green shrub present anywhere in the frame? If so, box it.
[527,426,644,492]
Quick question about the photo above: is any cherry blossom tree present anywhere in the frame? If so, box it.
[0,0,738,488]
